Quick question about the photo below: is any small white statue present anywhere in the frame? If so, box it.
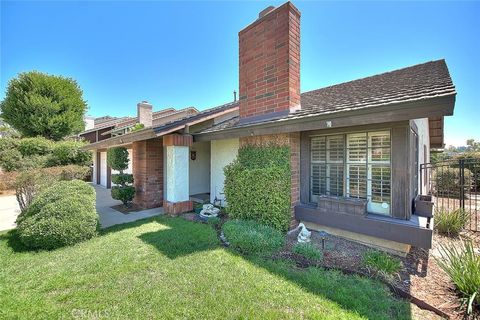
[199,204,220,218]
[297,223,311,243]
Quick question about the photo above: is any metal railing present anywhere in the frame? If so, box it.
[420,158,480,232]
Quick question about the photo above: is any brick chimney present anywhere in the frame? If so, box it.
[238,2,301,123]
[137,101,153,127]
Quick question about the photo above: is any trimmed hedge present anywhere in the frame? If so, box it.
[107,147,129,172]
[47,140,91,167]
[223,219,284,256]
[16,180,98,250]
[18,137,53,156]
[224,145,291,231]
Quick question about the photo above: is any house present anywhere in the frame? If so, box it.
[80,2,456,254]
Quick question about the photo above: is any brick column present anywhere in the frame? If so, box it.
[239,132,300,228]
[163,134,193,215]
[132,138,163,208]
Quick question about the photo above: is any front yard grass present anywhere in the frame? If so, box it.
[0,216,410,319]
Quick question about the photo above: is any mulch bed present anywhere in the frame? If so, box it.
[111,204,144,214]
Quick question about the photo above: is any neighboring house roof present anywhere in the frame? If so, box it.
[198,60,456,135]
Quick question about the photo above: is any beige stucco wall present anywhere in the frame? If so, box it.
[210,138,239,206]
[189,141,211,195]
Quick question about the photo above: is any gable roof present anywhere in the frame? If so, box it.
[197,59,456,135]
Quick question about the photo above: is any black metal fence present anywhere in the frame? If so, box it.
[420,158,480,232]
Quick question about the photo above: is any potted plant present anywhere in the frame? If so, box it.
[414,195,434,217]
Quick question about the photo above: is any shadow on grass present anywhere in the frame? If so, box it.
[137,216,219,259]
[137,216,411,319]
[0,229,30,253]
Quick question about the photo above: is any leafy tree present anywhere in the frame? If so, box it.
[0,71,87,140]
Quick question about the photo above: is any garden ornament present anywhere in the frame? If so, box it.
[199,204,220,219]
[297,223,311,243]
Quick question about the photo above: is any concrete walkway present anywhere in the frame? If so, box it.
[94,185,163,228]
[0,194,19,232]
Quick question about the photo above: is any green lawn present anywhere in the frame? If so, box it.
[0,216,410,319]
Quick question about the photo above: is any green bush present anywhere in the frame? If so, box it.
[436,241,480,313]
[223,219,285,256]
[111,173,134,185]
[14,165,90,212]
[293,243,323,261]
[48,140,91,167]
[17,137,53,156]
[224,145,291,231]
[362,250,402,275]
[16,180,98,250]
[107,147,129,171]
[0,148,23,172]
[433,167,472,199]
[435,208,470,236]
[111,186,135,206]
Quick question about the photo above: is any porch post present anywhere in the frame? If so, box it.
[163,134,193,215]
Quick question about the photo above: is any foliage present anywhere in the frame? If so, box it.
[222,219,285,256]
[0,71,87,140]
[436,241,480,314]
[16,180,98,250]
[111,186,135,206]
[14,165,90,212]
[130,123,145,132]
[0,216,409,319]
[434,208,470,236]
[292,243,323,261]
[47,140,91,167]
[432,167,472,198]
[17,137,53,156]
[108,147,134,206]
[111,173,134,185]
[0,171,18,191]
[107,147,129,172]
[224,145,291,231]
[0,137,91,172]
[206,216,221,227]
[362,250,402,276]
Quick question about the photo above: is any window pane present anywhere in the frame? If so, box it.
[327,135,344,163]
[311,137,326,162]
[347,133,367,162]
[311,164,326,196]
[371,166,391,203]
[328,164,344,196]
[347,165,367,198]
[369,132,390,162]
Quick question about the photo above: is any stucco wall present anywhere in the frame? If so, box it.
[92,151,97,184]
[189,141,210,195]
[412,118,430,194]
[166,145,189,203]
[210,138,239,206]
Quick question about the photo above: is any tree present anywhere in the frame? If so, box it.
[107,147,135,206]
[0,71,87,141]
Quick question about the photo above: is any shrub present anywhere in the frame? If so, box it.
[111,173,134,185]
[111,186,135,206]
[48,140,91,167]
[14,165,90,212]
[433,167,472,199]
[16,180,98,250]
[293,243,323,261]
[107,147,129,171]
[0,148,23,172]
[435,208,470,236]
[223,219,285,256]
[436,241,480,314]
[0,171,18,191]
[363,250,402,276]
[224,145,291,231]
[17,137,53,156]
[108,147,134,206]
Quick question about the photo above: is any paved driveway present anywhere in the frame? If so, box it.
[94,185,163,228]
[0,195,19,232]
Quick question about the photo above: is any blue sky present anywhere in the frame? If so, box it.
[1,1,479,146]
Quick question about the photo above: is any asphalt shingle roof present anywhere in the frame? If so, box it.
[198,60,456,134]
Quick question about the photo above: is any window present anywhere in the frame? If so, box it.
[310,131,391,215]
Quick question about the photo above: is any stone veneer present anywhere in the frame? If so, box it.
[239,132,300,228]
[132,138,163,208]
